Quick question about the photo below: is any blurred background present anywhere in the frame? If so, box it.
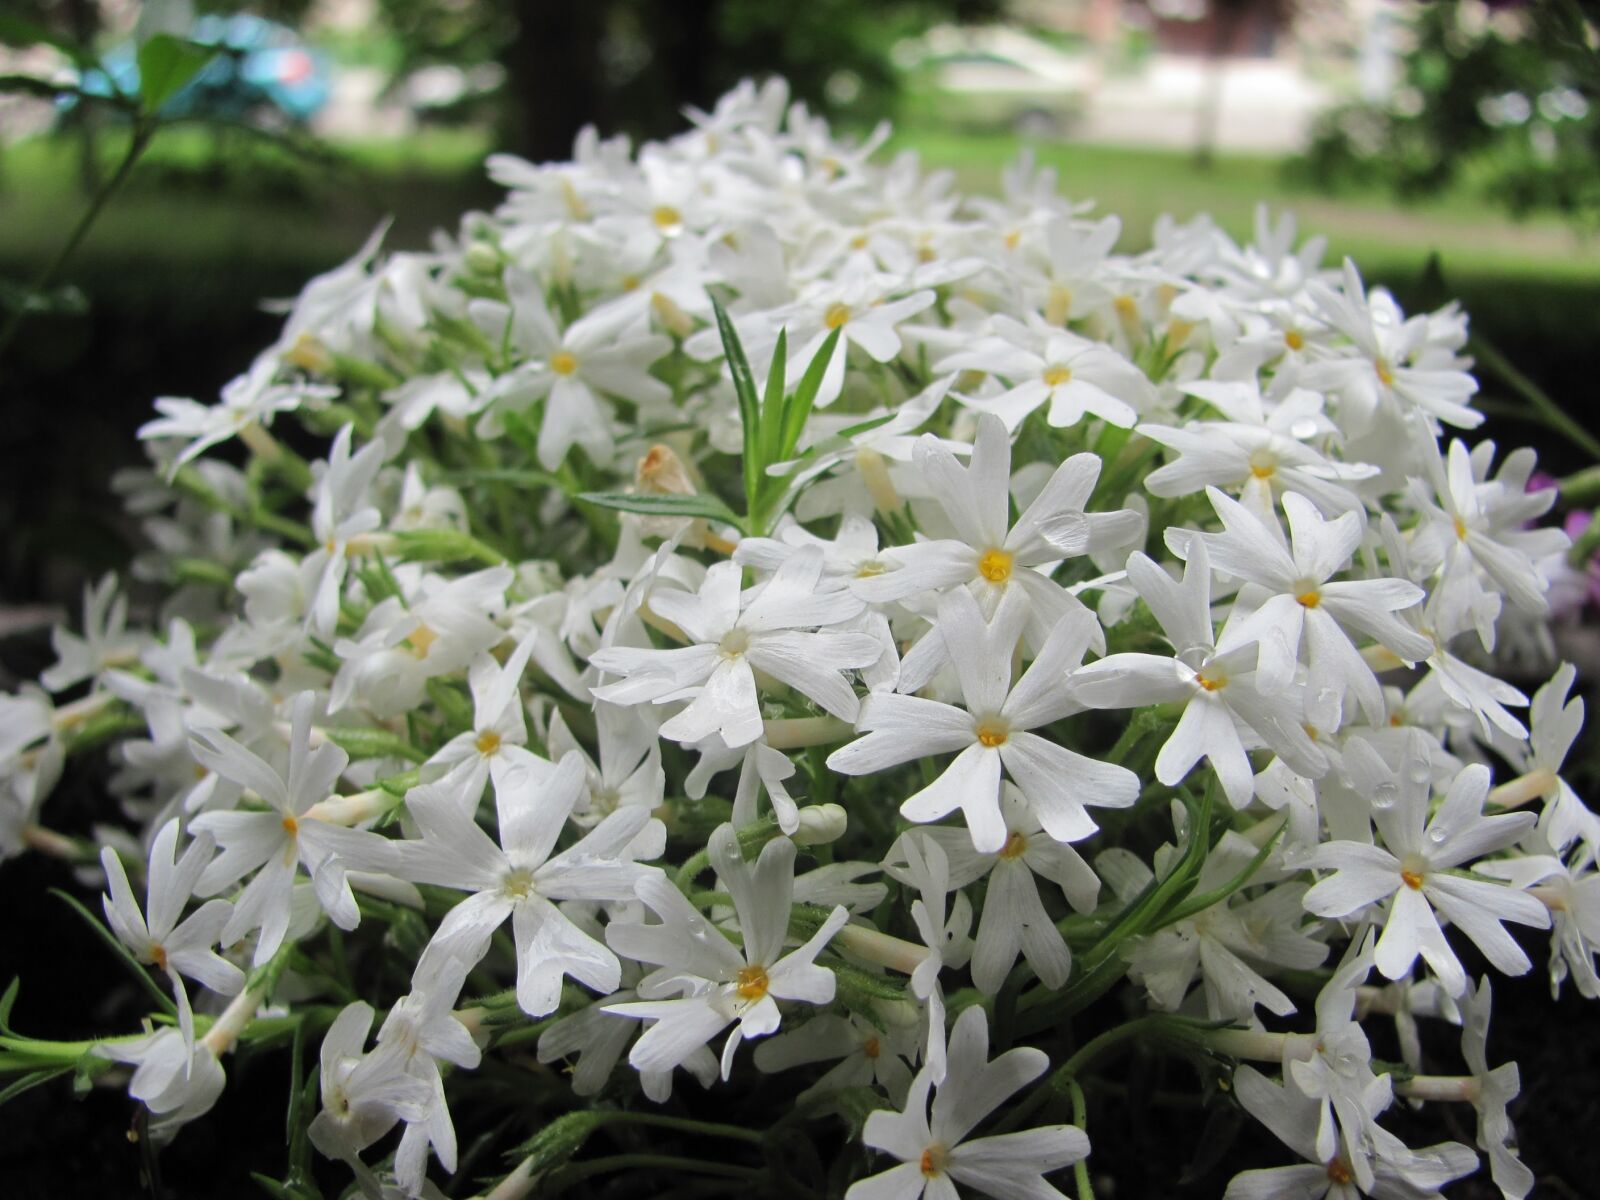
[2,4,1599,1196]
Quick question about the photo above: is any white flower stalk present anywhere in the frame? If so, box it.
[830,588,1137,853]
[847,1005,1090,1200]
[396,751,660,1016]
[101,818,243,1051]
[605,826,848,1079]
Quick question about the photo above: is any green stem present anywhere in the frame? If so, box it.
[0,124,154,364]
[1068,1079,1094,1200]
[1471,333,1600,463]
[587,1110,766,1146]
[543,1153,761,1195]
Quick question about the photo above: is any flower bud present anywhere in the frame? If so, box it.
[792,803,847,846]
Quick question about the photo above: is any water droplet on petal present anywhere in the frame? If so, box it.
[1290,419,1319,440]
[1406,758,1433,786]
[1373,782,1400,811]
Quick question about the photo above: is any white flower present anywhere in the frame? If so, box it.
[98,1026,226,1144]
[472,279,670,467]
[420,634,550,812]
[305,424,387,637]
[101,818,243,1050]
[191,692,398,964]
[590,548,881,748]
[1459,978,1532,1200]
[889,784,1093,994]
[846,1005,1089,1200]
[377,949,482,1198]
[40,574,145,694]
[1195,486,1431,726]
[830,588,1138,853]
[605,826,848,1079]
[938,313,1155,431]
[396,751,660,1016]
[1070,537,1328,808]
[854,414,1141,631]
[754,1011,918,1107]
[1304,753,1549,996]
[1225,1064,1476,1200]
[309,1001,431,1164]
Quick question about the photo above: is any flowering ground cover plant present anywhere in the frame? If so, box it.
[2,77,1595,1199]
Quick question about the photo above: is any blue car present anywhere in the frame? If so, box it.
[67,14,331,124]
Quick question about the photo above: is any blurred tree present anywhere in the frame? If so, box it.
[1298,0,1600,225]
[370,0,1000,162]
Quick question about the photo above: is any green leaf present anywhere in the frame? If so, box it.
[758,328,788,473]
[391,528,506,567]
[710,294,761,516]
[780,326,841,461]
[49,889,178,1018]
[0,978,18,1032]
[0,1066,71,1109]
[578,490,743,531]
[318,726,427,764]
[506,1108,604,1170]
[136,34,215,116]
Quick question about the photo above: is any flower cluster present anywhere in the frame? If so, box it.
[3,78,1593,1200]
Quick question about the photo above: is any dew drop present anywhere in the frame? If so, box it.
[1373,782,1400,811]
[1426,826,1448,845]
[1405,758,1433,786]
[1290,419,1319,440]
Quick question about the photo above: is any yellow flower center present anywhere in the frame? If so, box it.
[149,943,169,972]
[1284,329,1305,351]
[475,730,502,756]
[824,302,851,330]
[1196,667,1227,692]
[735,964,770,1001]
[1003,229,1022,250]
[719,627,751,657]
[652,204,682,230]
[1400,866,1425,891]
[1046,283,1073,325]
[1000,830,1028,860]
[978,547,1014,583]
[1327,1159,1353,1185]
[920,1144,948,1177]
[1453,516,1468,541]
[503,868,536,899]
[855,561,886,578]
[550,351,580,376]
[1296,590,1321,609]
[863,1036,881,1059]
[850,233,869,250]
[404,624,439,659]
[976,718,1010,748]
[282,814,299,837]
[1375,358,1396,387]
[1042,365,1072,387]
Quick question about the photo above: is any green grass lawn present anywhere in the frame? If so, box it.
[3,123,1594,287]
[894,125,1600,287]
